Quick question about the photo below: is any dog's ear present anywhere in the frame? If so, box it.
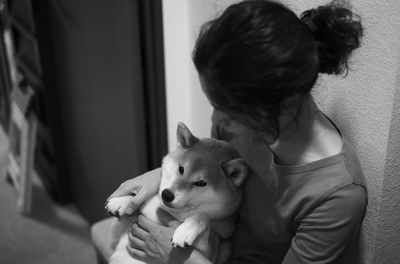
[221,158,248,187]
[177,122,199,148]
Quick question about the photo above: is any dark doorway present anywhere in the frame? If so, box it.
[2,0,168,223]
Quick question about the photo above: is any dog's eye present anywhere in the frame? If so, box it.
[193,180,207,187]
[178,165,184,175]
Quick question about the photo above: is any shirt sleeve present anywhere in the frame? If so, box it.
[282,184,367,264]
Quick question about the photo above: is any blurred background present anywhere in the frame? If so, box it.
[0,0,399,264]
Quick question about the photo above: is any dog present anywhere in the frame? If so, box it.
[105,122,248,264]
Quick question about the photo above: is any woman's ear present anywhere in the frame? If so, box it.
[177,122,199,148]
[221,158,248,186]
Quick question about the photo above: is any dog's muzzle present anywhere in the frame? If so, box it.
[161,189,175,203]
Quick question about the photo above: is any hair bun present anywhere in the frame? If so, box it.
[300,1,363,75]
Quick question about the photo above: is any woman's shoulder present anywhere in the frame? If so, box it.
[327,183,367,213]
[342,138,368,191]
[296,183,368,235]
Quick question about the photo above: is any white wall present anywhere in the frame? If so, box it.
[373,70,400,263]
[162,0,400,263]
[162,0,193,148]
[162,0,240,149]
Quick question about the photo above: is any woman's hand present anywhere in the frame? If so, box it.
[107,168,161,214]
[128,214,218,264]
[127,214,182,264]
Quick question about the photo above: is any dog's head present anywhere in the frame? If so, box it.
[159,122,248,220]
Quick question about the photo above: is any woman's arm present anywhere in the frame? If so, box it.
[107,168,161,212]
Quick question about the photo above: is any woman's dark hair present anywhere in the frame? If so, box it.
[192,0,363,137]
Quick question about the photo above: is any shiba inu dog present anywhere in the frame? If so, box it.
[106,123,248,264]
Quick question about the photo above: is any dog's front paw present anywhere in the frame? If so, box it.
[105,196,136,219]
[171,222,202,248]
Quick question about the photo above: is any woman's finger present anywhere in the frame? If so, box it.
[125,245,146,260]
[130,223,148,240]
[126,189,148,213]
[167,219,180,228]
[137,214,156,232]
[128,230,146,249]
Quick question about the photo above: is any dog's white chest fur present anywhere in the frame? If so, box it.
[140,196,165,224]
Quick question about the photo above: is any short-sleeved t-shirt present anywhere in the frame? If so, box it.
[211,110,368,264]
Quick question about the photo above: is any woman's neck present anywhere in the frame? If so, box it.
[268,98,343,166]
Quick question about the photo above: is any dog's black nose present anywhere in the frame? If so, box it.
[162,189,175,203]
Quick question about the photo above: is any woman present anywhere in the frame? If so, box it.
[108,0,367,263]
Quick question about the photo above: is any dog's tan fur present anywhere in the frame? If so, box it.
[106,123,248,264]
